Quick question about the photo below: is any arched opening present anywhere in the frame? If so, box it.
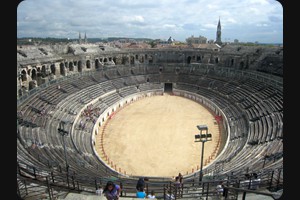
[113,57,117,64]
[21,70,27,81]
[239,61,244,69]
[95,59,100,69]
[121,56,126,65]
[69,62,74,71]
[60,63,66,76]
[140,56,144,63]
[50,64,56,75]
[197,55,202,63]
[41,65,46,77]
[215,57,219,64]
[86,60,91,69]
[31,68,37,80]
[78,61,83,72]
[130,56,134,64]
[103,58,108,63]
[187,56,192,64]
[231,59,234,66]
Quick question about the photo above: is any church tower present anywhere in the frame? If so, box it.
[78,32,82,44]
[215,17,222,45]
[84,32,87,44]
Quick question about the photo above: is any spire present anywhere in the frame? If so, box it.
[84,32,87,44]
[79,32,82,44]
[215,17,222,45]
[217,16,221,30]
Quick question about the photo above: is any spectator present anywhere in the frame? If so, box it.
[250,173,261,190]
[136,177,149,191]
[177,173,183,184]
[175,173,183,197]
[96,185,103,196]
[147,190,156,199]
[103,181,121,200]
[165,192,175,200]
[136,187,147,199]
[216,182,224,198]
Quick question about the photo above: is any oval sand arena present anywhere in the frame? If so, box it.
[96,94,221,177]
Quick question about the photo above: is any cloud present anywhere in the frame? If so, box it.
[17,0,283,43]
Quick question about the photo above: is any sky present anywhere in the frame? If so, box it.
[17,0,283,44]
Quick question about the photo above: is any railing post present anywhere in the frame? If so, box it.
[120,182,123,197]
[205,182,209,200]
[51,171,54,183]
[269,170,274,189]
[46,176,53,200]
[276,169,282,190]
[33,167,37,179]
[24,180,28,195]
[72,175,75,189]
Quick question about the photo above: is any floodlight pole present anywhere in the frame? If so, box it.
[199,139,205,182]
[195,125,212,184]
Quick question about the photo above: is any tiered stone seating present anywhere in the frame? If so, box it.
[17,64,283,199]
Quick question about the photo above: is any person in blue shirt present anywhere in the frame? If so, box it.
[136,187,146,198]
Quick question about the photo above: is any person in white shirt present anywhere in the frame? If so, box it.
[216,182,224,198]
[96,186,103,196]
[147,190,156,199]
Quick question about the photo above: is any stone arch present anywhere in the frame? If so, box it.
[86,60,91,69]
[31,68,37,80]
[50,64,56,75]
[130,56,134,64]
[187,56,192,64]
[21,69,27,82]
[140,55,144,63]
[60,63,66,76]
[215,57,219,64]
[121,56,127,65]
[78,60,83,72]
[197,55,202,63]
[69,62,74,71]
[113,57,117,64]
[41,65,46,77]
[95,59,101,69]
[239,61,244,69]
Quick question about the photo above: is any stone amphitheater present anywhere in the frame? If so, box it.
[17,43,283,200]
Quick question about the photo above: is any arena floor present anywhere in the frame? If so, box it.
[95,94,221,178]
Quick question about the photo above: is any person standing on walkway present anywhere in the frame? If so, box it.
[103,181,121,200]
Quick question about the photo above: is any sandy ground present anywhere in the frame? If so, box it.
[95,94,220,178]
